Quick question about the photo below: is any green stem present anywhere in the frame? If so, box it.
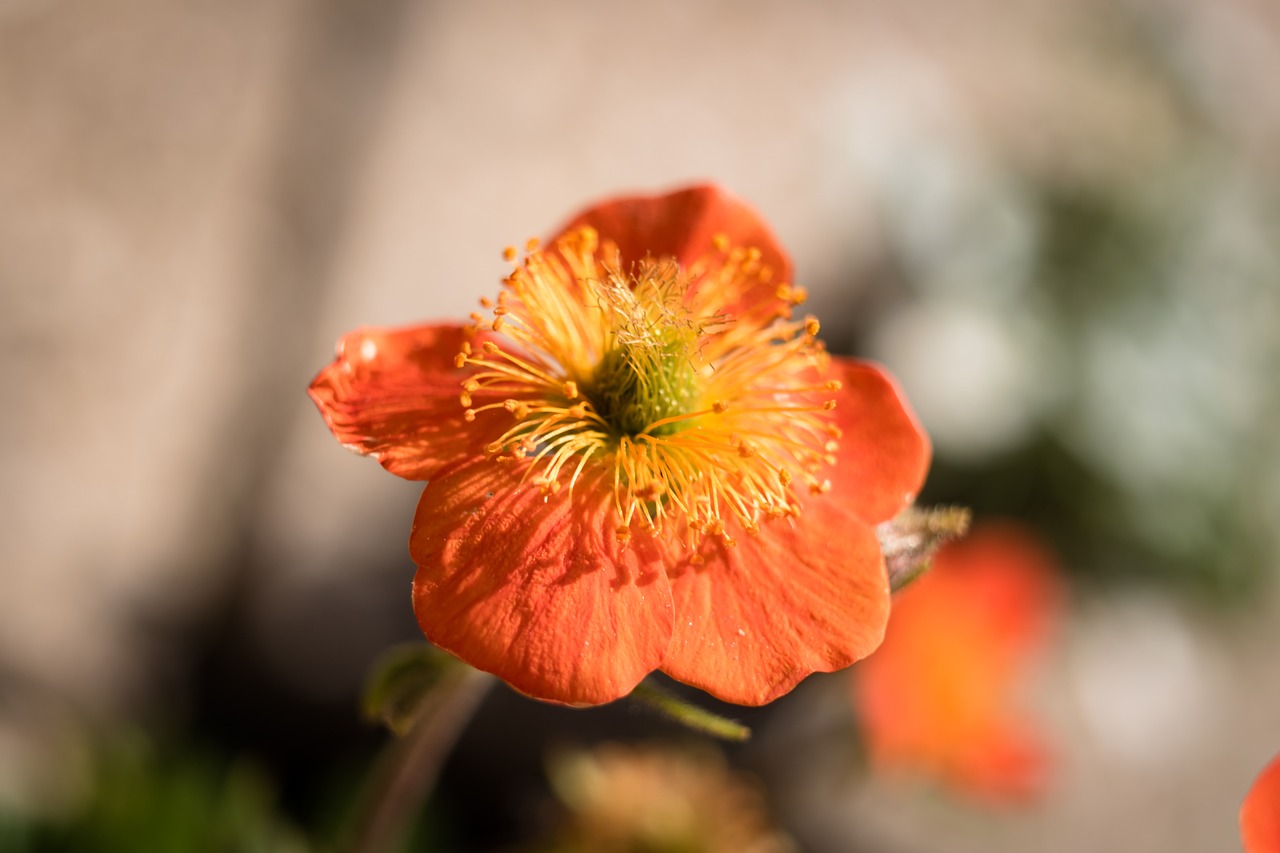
[344,665,494,853]
[629,681,751,742]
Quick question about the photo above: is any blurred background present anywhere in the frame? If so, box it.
[2,0,1278,850]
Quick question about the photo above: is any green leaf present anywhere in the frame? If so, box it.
[361,644,460,736]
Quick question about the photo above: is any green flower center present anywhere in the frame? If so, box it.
[578,260,705,439]
[584,333,700,438]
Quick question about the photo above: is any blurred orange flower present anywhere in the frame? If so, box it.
[852,522,1061,800]
[310,185,929,707]
[1242,752,1280,853]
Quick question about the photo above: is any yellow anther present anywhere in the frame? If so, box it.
[503,399,530,419]
[790,286,808,304]
[479,296,494,308]
[469,311,485,324]
[824,440,839,453]
[468,223,845,549]
[525,237,540,252]
[809,479,831,495]
[822,400,837,410]
[825,379,842,391]
[635,480,666,502]
[459,391,472,407]
[571,225,598,253]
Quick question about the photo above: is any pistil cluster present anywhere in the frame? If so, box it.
[457,226,841,547]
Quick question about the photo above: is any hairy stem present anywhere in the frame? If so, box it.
[345,665,494,853]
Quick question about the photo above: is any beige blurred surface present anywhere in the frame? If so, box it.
[2,0,1278,848]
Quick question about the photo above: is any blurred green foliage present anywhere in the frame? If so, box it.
[912,171,1279,602]
[3,734,309,853]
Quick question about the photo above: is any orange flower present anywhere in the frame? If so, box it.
[852,522,1061,800]
[1243,752,1280,853]
[309,185,930,707]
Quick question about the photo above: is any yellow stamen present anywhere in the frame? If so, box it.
[457,226,841,544]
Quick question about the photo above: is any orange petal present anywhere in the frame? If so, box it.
[308,324,499,480]
[553,184,790,314]
[854,522,1060,800]
[828,358,931,525]
[410,456,674,706]
[659,500,890,706]
[941,725,1050,802]
[1243,752,1280,853]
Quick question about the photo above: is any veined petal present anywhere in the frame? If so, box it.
[554,184,790,316]
[659,500,890,706]
[410,456,674,707]
[828,358,931,525]
[308,324,497,480]
[1243,752,1280,853]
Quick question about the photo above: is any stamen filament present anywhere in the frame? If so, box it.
[457,225,840,545]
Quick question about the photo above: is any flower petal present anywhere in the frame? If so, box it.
[853,522,1060,801]
[828,358,931,525]
[1243,752,1280,853]
[410,456,674,706]
[308,324,498,480]
[659,500,890,706]
[554,184,790,313]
